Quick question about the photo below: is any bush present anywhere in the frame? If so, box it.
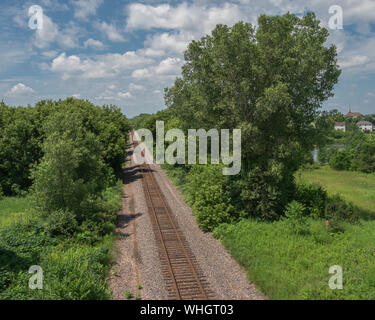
[284,201,309,234]
[0,245,111,300]
[325,195,359,232]
[329,150,352,170]
[310,222,330,244]
[351,141,375,173]
[295,183,327,218]
[46,210,78,237]
[184,165,238,232]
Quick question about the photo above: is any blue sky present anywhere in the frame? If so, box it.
[0,0,374,118]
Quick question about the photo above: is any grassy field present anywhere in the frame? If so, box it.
[215,218,375,299]
[213,166,375,299]
[297,166,375,216]
[0,197,31,229]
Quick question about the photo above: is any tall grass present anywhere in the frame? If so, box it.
[215,219,375,299]
[297,166,375,216]
[0,197,30,229]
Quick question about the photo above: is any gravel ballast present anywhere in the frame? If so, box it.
[109,138,264,300]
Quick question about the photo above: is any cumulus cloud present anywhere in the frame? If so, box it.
[6,83,35,96]
[72,0,103,20]
[84,38,104,49]
[95,86,133,101]
[144,32,194,56]
[126,2,245,35]
[50,51,153,79]
[340,55,370,69]
[34,14,80,49]
[129,83,145,90]
[132,57,183,80]
[96,22,126,42]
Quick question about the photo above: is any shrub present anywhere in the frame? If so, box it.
[46,210,78,237]
[310,222,330,244]
[329,150,351,170]
[351,142,375,173]
[284,201,308,234]
[295,183,327,218]
[325,195,359,232]
[184,165,237,232]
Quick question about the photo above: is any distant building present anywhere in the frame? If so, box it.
[334,122,346,132]
[345,107,362,118]
[357,120,373,133]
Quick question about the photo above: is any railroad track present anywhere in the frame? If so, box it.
[140,162,214,300]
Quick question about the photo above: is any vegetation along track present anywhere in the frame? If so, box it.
[140,161,214,300]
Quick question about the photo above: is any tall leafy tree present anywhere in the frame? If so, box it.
[31,112,112,219]
[165,13,341,218]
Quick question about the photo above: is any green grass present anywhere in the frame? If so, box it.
[0,197,31,229]
[0,182,123,300]
[215,219,375,300]
[297,166,375,215]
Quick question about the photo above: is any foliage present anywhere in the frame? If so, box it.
[298,166,375,217]
[45,210,78,237]
[165,13,341,219]
[0,182,121,299]
[31,112,112,220]
[325,194,359,226]
[284,201,308,234]
[214,219,375,300]
[183,165,238,231]
[0,99,130,196]
[317,145,338,165]
[125,290,133,299]
[0,197,30,229]
[295,183,327,218]
[351,141,375,173]
[0,97,127,299]
[329,150,352,171]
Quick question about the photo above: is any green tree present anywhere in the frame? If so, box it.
[352,141,375,173]
[31,112,112,220]
[329,149,352,171]
[165,13,341,218]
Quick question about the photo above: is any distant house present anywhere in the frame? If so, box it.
[357,120,373,133]
[334,122,346,132]
[345,107,362,118]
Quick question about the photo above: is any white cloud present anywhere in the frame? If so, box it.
[34,14,80,49]
[96,22,126,42]
[126,2,245,35]
[95,87,132,101]
[117,92,132,99]
[129,83,145,91]
[340,55,370,69]
[50,51,153,79]
[144,32,194,56]
[6,83,35,96]
[72,0,103,20]
[84,38,104,49]
[132,57,182,80]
